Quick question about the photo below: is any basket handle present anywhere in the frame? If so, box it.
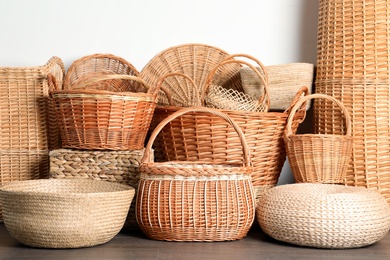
[284,93,352,140]
[47,73,60,92]
[72,74,155,94]
[142,107,251,168]
[202,57,270,109]
[156,72,201,106]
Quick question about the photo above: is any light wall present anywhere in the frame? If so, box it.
[0,0,319,184]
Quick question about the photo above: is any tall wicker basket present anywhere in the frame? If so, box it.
[137,107,255,242]
[315,0,390,203]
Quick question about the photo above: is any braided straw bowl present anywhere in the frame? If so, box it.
[0,179,135,248]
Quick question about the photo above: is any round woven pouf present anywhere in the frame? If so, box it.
[257,183,390,249]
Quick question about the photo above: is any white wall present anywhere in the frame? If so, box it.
[0,0,319,184]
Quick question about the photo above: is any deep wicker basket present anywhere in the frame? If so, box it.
[257,183,390,249]
[137,107,255,242]
[0,179,135,248]
[51,74,158,150]
[284,94,353,184]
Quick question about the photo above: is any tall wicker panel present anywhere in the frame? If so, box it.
[315,0,390,203]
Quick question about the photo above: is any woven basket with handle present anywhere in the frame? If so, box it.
[50,74,158,150]
[137,107,255,242]
[284,94,353,184]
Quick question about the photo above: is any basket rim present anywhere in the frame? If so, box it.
[51,89,157,101]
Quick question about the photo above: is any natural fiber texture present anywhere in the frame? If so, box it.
[205,55,270,112]
[151,87,309,201]
[0,179,134,248]
[316,0,390,81]
[49,148,148,230]
[284,94,353,184]
[257,183,390,249]
[51,74,158,150]
[64,53,140,91]
[0,56,65,150]
[137,107,255,242]
[314,81,390,203]
[240,63,314,110]
[140,43,242,106]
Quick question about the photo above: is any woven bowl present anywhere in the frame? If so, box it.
[0,179,135,248]
[257,183,390,249]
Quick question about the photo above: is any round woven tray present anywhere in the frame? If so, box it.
[0,179,135,248]
[257,183,390,249]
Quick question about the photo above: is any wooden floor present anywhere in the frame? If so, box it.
[0,224,389,260]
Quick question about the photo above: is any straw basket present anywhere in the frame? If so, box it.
[64,53,140,91]
[137,107,255,242]
[51,74,158,150]
[257,183,390,249]
[140,43,242,106]
[284,94,353,184]
[240,62,315,111]
[204,54,270,112]
[49,148,149,230]
[0,179,135,248]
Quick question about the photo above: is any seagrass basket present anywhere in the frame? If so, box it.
[137,107,255,242]
[0,179,135,248]
[257,183,390,249]
[64,53,140,91]
[140,43,242,106]
[284,94,353,184]
[49,148,149,230]
[51,74,158,150]
[204,54,270,112]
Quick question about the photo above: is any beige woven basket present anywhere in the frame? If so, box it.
[284,94,353,184]
[0,179,135,248]
[49,148,149,230]
[240,62,314,111]
[137,107,255,242]
[51,74,158,150]
[257,183,390,249]
[205,54,270,112]
[64,53,140,91]
[140,43,243,106]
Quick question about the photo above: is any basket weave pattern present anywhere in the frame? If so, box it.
[137,107,255,242]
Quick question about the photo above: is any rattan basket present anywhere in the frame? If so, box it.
[152,82,309,200]
[140,43,242,106]
[204,54,270,112]
[64,53,140,91]
[284,94,353,184]
[0,179,135,248]
[51,74,158,150]
[49,148,149,230]
[257,183,390,249]
[137,107,255,242]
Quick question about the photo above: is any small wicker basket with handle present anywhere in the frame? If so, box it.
[284,93,353,184]
[137,107,255,242]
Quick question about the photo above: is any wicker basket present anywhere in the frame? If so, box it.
[316,0,390,81]
[49,148,149,230]
[140,43,242,106]
[284,94,353,184]
[240,63,314,111]
[51,74,158,150]
[0,179,135,248]
[204,55,270,112]
[0,56,64,150]
[64,53,140,91]
[257,183,390,249]
[152,84,309,200]
[137,107,255,242]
